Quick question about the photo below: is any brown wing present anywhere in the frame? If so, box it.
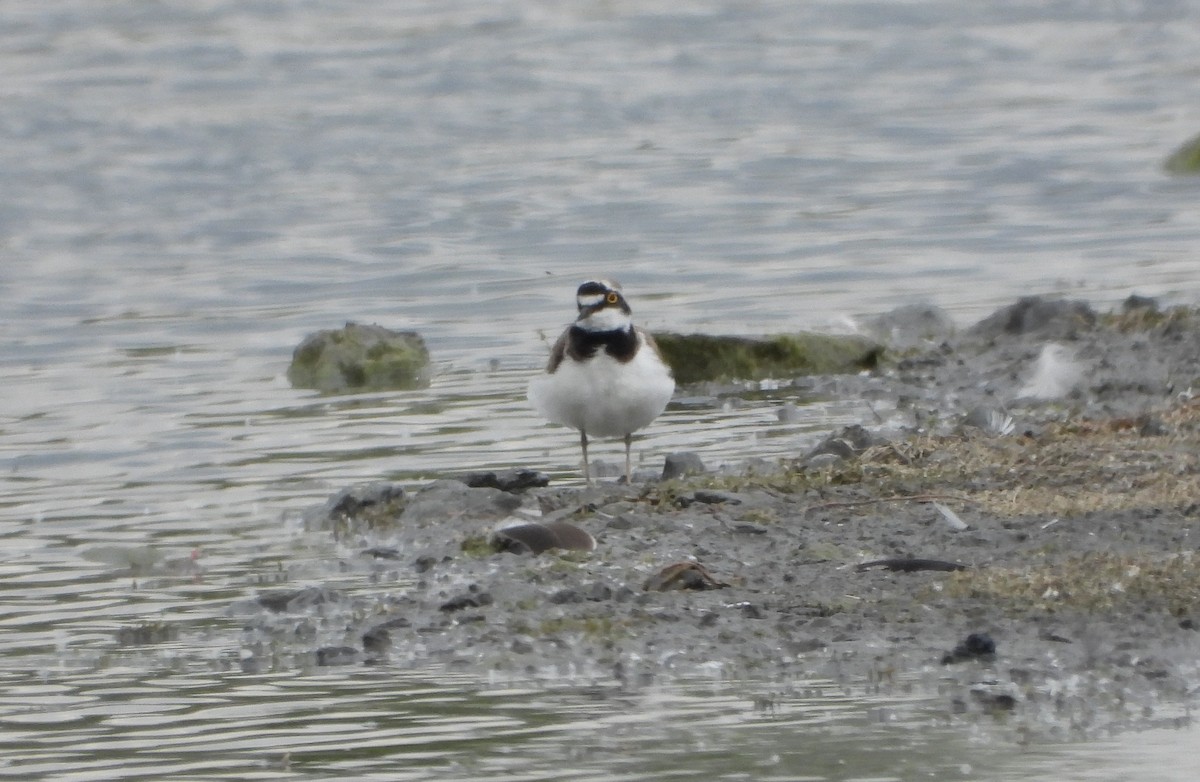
[545,327,570,373]
[639,329,674,377]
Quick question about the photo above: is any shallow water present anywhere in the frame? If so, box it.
[3,0,1199,778]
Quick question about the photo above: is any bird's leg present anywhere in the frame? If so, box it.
[623,432,633,485]
[580,430,592,485]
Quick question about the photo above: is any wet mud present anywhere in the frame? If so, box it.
[244,296,1200,741]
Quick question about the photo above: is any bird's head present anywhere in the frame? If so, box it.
[574,279,632,332]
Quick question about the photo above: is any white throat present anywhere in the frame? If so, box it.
[578,307,632,333]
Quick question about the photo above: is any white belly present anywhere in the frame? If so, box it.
[528,338,674,439]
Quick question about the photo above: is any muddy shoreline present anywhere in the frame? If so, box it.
[247,295,1200,740]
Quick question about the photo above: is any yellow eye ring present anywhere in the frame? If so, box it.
[606,292,619,304]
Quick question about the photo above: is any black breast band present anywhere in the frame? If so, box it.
[567,326,638,364]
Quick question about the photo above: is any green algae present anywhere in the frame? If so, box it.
[653,331,881,385]
[287,322,431,393]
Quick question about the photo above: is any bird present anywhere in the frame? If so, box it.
[528,279,675,484]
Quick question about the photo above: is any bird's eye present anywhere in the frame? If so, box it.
[606,292,619,304]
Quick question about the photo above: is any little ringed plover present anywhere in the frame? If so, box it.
[528,279,675,483]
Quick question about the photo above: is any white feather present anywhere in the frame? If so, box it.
[1018,343,1083,400]
[528,330,673,438]
[933,502,968,531]
[577,307,632,333]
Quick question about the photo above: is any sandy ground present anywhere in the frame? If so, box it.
[249,295,1200,741]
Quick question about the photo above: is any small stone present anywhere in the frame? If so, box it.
[586,582,614,601]
[739,603,764,619]
[460,468,550,492]
[362,629,393,654]
[1137,415,1168,437]
[362,618,410,654]
[361,547,402,560]
[491,521,596,556]
[805,425,885,463]
[1122,294,1160,313]
[662,452,706,480]
[325,482,406,518]
[439,591,493,612]
[605,515,637,531]
[549,589,582,605]
[256,586,342,613]
[692,489,741,505]
[643,562,731,592]
[315,646,360,666]
[942,632,997,664]
[413,555,440,573]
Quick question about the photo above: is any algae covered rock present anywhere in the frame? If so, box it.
[653,331,881,384]
[1164,132,1200,174]
[288,322,431,393]
[968,296,1096,341]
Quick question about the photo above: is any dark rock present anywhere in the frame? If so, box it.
[309,482,406,529]
[116,622,178,646]
[1122,294,1160,313]
[361,616,413,654]
[788,636,828,654]
[739,603,764,619]
[549,589,582,604]
[805,424,886,463]
[413,555,443,573]
[287,322,431,393]
[692,489,741,505]
[362,628,392,654]
[942,632,997,664]
[862,304,956,349]
[857,558,967,573]
[327,482,406,517]
[1038,630,1073,644]
[511,636,536,654]
[315,646,360,666]
[643,562,731,592]
[400,480,523,525]
[585,582,614,601]
[491,521,596,555]
[1137,414,1168,437]
[439,591,494,612]
[968,296,1096,341]
[970,689,1017,713]
[604,515,637,530]
[662,452,707,480]
[460,468,550,492]
[257,586,343,613]
[492,523,558,556]
[613,586,637,603]
[361,546,402,560]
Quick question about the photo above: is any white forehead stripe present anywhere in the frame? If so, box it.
[576,293,606,308]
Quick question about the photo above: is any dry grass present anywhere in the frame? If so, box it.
[667,398,1200,520]
[944,550,1200,616]
[844,398,1200,518]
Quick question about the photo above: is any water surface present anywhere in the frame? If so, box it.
[2,0,1199,778]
